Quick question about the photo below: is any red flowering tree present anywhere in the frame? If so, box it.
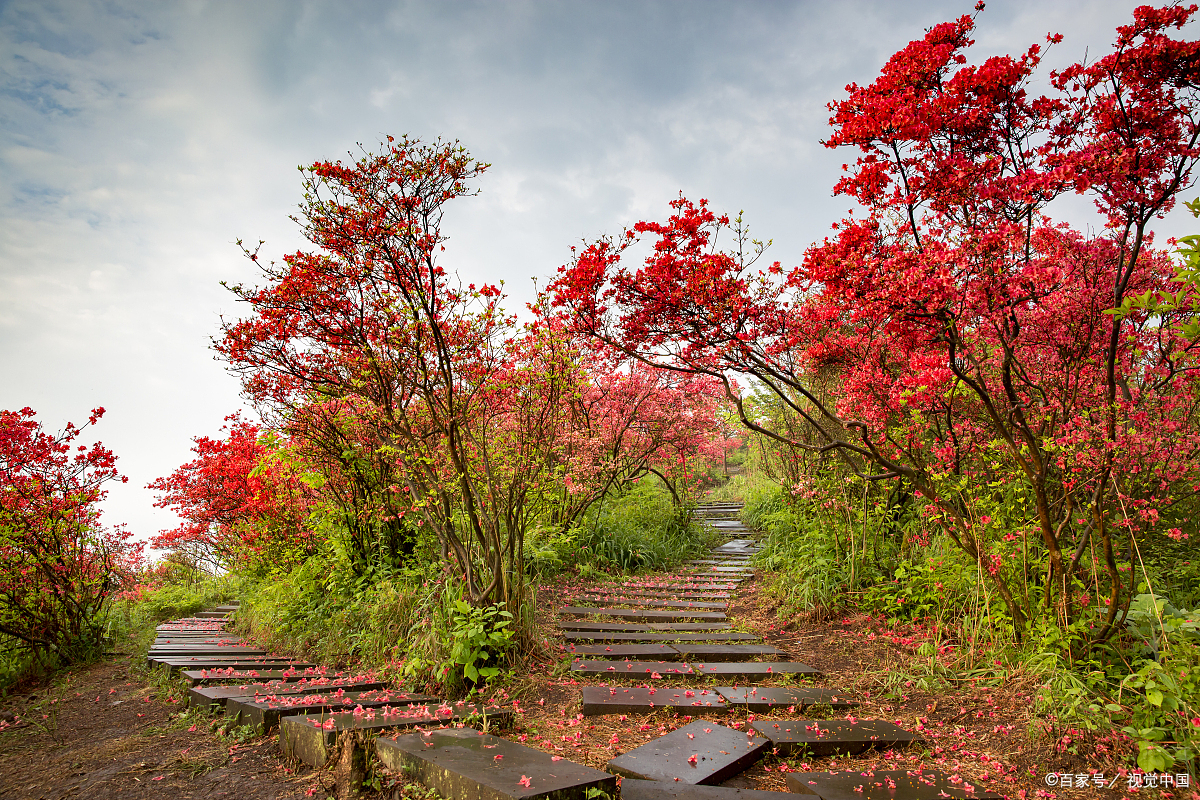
[0,408,139,665]
[552,5,1200,643]
[549,355,733,529]
[148,414,317,573]
[215,136,573,619]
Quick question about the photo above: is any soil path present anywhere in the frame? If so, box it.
[0,656,310,800]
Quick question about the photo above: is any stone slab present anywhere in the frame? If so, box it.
[580,686,725,715]
[375,727,616,800]
[607,720,769,785]
[688,662,822,680]
[668,645,784,663]
[158,659,316,675]
[557,608,727,622]
[570,660,694,677]
[750,719,920,757]
[715,687,857,711]
[580,591,731,601]
[557,622,731,632]
[564,644,681,660]
[148,645,265,653]
[619,779,791,800]
[600,585,739,592]
[228,689,438,733]
[182,667,353,686]
[562,632,759,643]
[573,598,728,610]
[187,678,385,711]
[784,770,1002,800]
[280,704,512,767]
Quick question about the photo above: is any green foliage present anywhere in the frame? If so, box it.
[574,481,715,573]
[233,545,533,697]
[447,600,514,685]
[750,479,895,620]
[701,473,753,504]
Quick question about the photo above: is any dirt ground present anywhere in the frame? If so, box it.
[0,569,1194,799]
[0,655,312,800]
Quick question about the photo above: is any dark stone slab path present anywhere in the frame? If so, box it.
[785,770,1003,800]
[687,662,822,680]
[561,632,759,643]
[607,720,769,785]
[565,644,682,660]
[572,598,729,610]
[187,678,387,711]
[570,660,695,677]
[580,686,726,715]
[227,689,438,733]
[557,608,727,622]
[620,780,792,799]
[280,704,513,767]
[182,667,356,686]
[668,645,784,662]
[580,590,732,601]
[556,622,732,632]
[715,687,857,711]
[375,727,616,800]
[750,719,920,756]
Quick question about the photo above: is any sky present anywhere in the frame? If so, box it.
[2,0,1197,545]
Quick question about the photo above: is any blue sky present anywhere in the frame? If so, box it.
[2,0,1195,544]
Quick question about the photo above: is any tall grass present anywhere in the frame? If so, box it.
[575,480,717,573]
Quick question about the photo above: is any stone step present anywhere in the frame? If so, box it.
[557,622,732,632]
[562,632,760,643]
[571,660,696,677]
[785,769,1002,800]
[375,727,615,800]
[558,607,727,622]
[667,645,785,662]
[682,567,753,575]
[149,648,269,657]
[565,643,781,662]
[581,686,726,715]
[571,598,728,610]
[280,704,513,767]
[621,779,791,799]
[580,590,732,601]
[187,678,385,711]
[214,605,240,612]
[193,610,231,618]
[608,720,769,785]
[688,662,823,680]
[156,624,228,631]
[750,719,920,756]
[182,667,353,687]
[600,580,739,589]
[685,560,751,566]
[153,659,316,675]
[715,686,857,711]
[565,644,682,660]
[227,689,438,733]
[572,660,820,680]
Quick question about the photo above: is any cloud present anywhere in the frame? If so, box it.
[1,0,1195,543]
